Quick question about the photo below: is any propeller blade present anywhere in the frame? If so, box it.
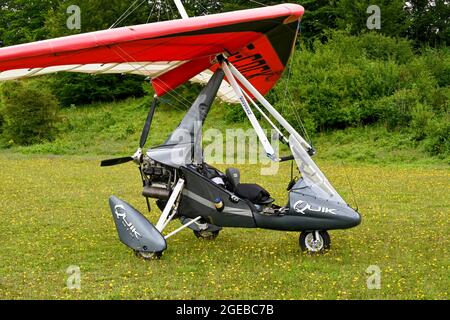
[102,97,157,168]
[100,157,134,167]
[140,96,158,149]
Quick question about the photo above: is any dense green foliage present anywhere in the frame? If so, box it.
[0,0,59,46]
[49,74,145,107]
[0,81,59,146]
[298,0,449,47]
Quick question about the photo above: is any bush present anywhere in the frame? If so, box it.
[423,116,450,157]
[428,87,450,114]
[372,89,419,130]
[410,103,435,141]
[324,31,414,64]
[0,80,59,146]
[421,47,450,87]
[225,102,246,123]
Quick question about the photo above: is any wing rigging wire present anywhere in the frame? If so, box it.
[146,1,157,23]
[282,20,313,146]
[108,4,202,110]
[110,0,147,29]
[109,2,189,113]
[163,1,172,21]
[250,0,268,7]
[157,1,163,22]
[111,34,213,109]
[111,45,193,110]
[111,0,172,29]
[341,161,360,212]
[192,1,212,16]
[110,0,140,29]
[166,1,176,20]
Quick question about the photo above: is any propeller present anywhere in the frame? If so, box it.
[100,156,134,167]
[139,95,158,149]
[100,96,158,167]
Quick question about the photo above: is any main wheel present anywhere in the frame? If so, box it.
[134,250,163,260]
[299,231,331,254]
[194,230,220,241]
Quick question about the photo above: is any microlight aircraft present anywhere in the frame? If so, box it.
[0,1,361,259]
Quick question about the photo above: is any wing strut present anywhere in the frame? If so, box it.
[242,90,289,145]
[228,63,315,155]
[174,0,189,19]
[222,61,276,160]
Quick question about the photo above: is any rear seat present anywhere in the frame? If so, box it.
[226,168,274,205]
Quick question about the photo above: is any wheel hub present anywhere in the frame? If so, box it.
[305,233,324,252]
[136,250,162,260]
[140,252,158,259]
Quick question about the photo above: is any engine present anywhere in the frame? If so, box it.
[141,157,177,201]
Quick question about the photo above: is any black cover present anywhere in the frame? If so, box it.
[235,184,274,205]
[162,69,225,148]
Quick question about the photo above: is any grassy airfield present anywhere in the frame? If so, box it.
[0,154,448,300]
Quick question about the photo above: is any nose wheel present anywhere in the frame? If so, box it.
[135,250,163,260]
[299,231,331,254]
[194,230,220,241]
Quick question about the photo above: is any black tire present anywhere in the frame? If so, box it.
[194,230,220,241]
[134,250,163,260]
[299,231,331,254]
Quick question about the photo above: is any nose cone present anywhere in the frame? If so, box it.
[109,196,167,253]
[344,207,362,228]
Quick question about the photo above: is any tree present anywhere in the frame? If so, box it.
[334,0,409,38]
[298,0,338,44]
[0,0,60,46]
[405,0,450,47]
[44,0,225,37]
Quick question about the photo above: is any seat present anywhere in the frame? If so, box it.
[225,168,241,191]
[199,163,227,187]
[226,168,274,205]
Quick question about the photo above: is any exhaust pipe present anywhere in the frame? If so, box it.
[142,186,170,200]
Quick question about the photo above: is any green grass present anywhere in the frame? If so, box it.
[2,97,448,166]
[0,97,448,300]
[0,153,448,300]
[315,126,450,166]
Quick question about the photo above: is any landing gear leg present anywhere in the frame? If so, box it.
[299,231,331,254]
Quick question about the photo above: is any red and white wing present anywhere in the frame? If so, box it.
[0,4,304,103]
